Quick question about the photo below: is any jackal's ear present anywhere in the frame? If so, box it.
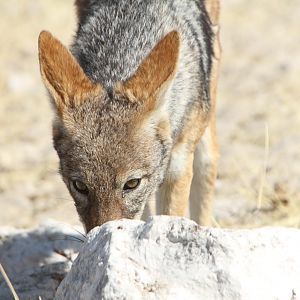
[122,31,180,107]
[38,31,102,116]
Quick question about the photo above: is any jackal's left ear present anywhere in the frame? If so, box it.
[121,31,180,108]
[38,31,102,116]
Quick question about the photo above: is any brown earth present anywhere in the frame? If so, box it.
[0,0,299,229]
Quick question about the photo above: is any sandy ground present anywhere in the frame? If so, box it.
[0,0,299,229]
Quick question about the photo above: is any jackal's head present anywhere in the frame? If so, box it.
[38,31,180,232]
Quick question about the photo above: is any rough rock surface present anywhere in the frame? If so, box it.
[0,222,82,300]
[1,0,300,231]
[55,216,300,300]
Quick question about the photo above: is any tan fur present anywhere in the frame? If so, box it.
[85,196,124,232]
[121,31,180,104]
[157,108,209,218]
[189,124,219,225]
[187,0,221,225]
[38,31,102,116]
[204,0,220,25]
[156,0,221,225]
[158,143,194,216]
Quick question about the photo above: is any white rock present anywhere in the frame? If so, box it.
[55,216,300,300]
[0,222,82,300]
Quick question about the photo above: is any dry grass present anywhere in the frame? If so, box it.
[256,123,270,210]
[0,263,20,300]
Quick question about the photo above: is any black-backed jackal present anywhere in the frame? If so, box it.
[38,0,221,232]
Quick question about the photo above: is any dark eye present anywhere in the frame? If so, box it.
[123,178,141,191]
[72,180,89,195]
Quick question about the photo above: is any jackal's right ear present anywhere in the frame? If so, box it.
[38,31,102,116]
[121,31,180,109]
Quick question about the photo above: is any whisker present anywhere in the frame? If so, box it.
[50,235,85,243]
[70,228,87,239]
[64,234,85,243]
[48,221,86,238]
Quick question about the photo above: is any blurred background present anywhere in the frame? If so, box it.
[0,0,299,229]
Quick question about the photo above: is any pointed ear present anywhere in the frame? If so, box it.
[121,31,180,104]
[38,31,102,116]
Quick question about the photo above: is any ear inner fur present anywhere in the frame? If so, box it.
[121,31,180,103]
[38,30,102,116]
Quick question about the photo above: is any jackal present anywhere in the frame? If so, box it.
[38,0,221,232]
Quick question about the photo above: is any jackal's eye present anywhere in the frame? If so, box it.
[71,180,89,195]
[123,178,141,191]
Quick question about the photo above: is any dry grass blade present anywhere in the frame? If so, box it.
[257,123,270,210]
[211,216,221,228]
[0,263,20,300]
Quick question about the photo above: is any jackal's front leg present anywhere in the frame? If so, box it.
[157,143,194,217]
[189,123,218,226]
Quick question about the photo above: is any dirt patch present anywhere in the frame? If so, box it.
[0,0,299,228]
